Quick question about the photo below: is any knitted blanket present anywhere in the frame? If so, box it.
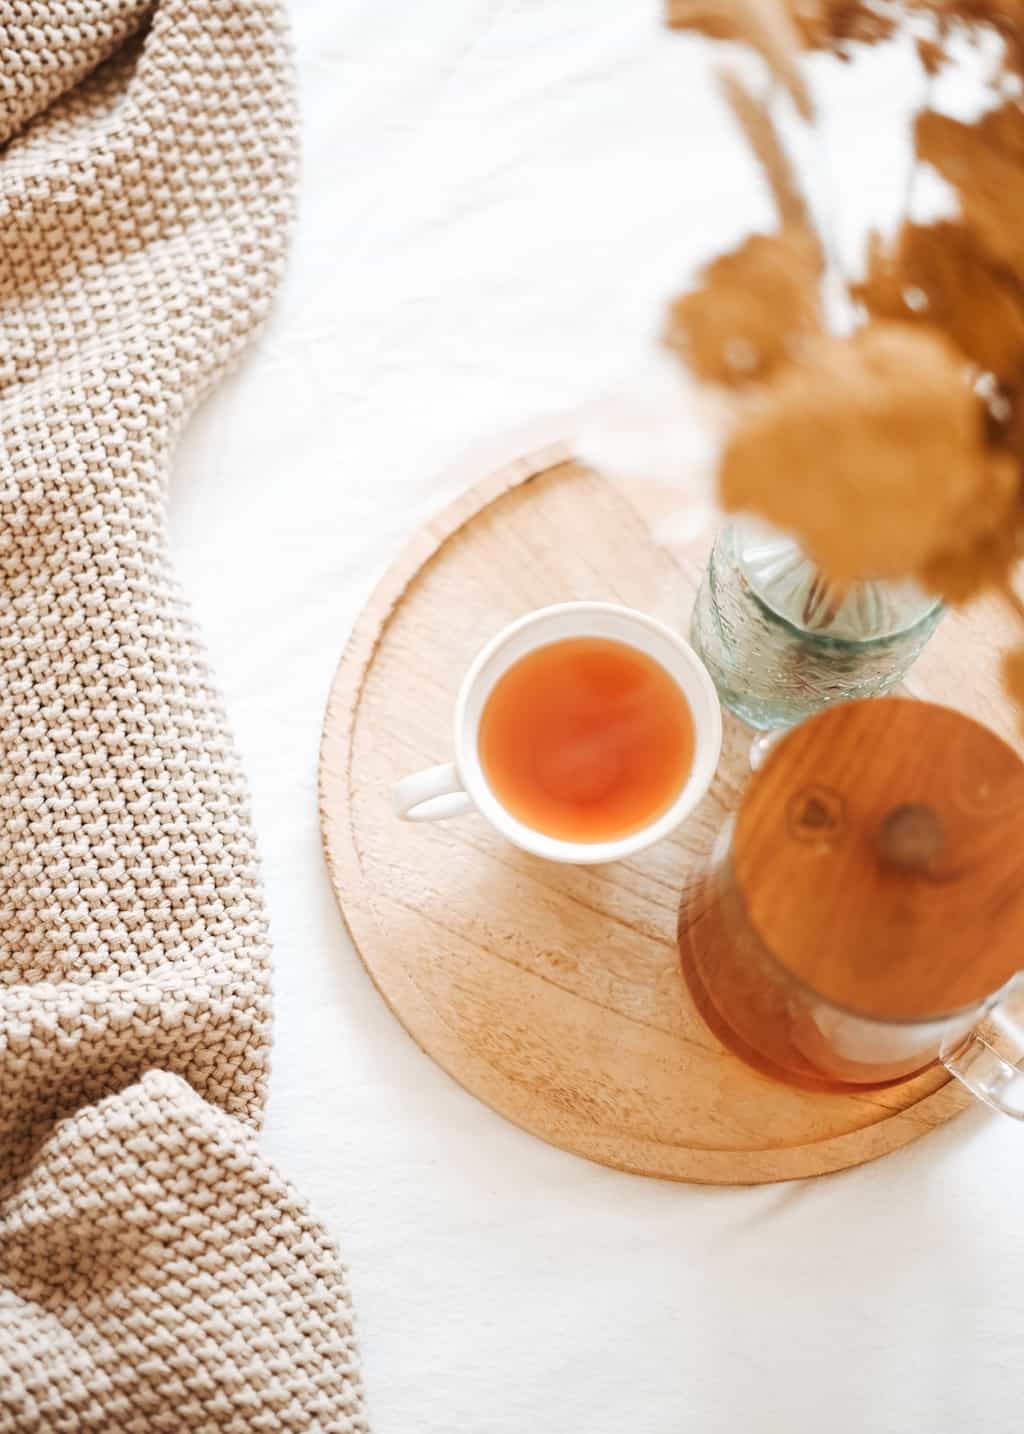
[0,3,367,1428]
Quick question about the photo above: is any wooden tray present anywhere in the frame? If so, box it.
[319,443,1020,1183]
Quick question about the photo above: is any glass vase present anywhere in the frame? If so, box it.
[689,519,943,730]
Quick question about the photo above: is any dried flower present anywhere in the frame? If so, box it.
[719,321,1016,577]
[665,227,822,384]
[915,34,946,74]
[923,0,1024,77]
[665,0,815,117]
[917,104,1024,275]
[922,520,1023,604]
[852,221,1024,383]
[819,0,899,52]
[659,3,1024,719]
[667,0,896,58]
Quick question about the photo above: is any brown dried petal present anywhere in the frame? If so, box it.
[785,0,830,44]
[665,227,822,386]
[824,0,899,48]
[915,35,946,74]
[917,0,1024,76]
[852,221,1024,382]
[665,0,814,117]
[719,320,1016,578]
[667,0,895,53]
[917,104,1024,275]
[665,0,757,38]
[921,520,1021,605]
[996,381,1024,457]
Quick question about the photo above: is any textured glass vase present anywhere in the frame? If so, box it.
[690,519,943,730]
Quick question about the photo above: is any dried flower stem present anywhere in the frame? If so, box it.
[719,68,812,230]
[667,0,815,119]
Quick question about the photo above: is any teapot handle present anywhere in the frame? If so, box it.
[942,976,1024,1120]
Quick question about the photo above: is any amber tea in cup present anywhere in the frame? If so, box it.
[392,602,721,865]
[478,637,695,843]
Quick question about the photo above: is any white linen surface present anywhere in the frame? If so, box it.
[167,4,1024,1431]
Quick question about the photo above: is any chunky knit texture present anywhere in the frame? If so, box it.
[0,3,367,1428]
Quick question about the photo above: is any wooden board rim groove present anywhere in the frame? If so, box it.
[318,444,971,1185]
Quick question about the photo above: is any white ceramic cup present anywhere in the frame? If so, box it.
[391,601,722,864]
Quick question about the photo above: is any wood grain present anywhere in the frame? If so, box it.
[733,697,1024,1019]
[316,443,1024,1184]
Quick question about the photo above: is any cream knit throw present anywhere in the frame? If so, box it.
[0,3,367,1428]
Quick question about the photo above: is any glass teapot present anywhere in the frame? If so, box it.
[678,696,1024,1116]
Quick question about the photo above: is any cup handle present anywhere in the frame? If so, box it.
[942,976,1024,1120]
[392,762,474,822]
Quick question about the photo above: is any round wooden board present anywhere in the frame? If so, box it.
[319,443,1023,1184]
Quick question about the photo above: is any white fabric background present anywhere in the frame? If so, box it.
[168,4,1024,1431]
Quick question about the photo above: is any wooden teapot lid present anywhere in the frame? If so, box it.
[733,697,1024,1021]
